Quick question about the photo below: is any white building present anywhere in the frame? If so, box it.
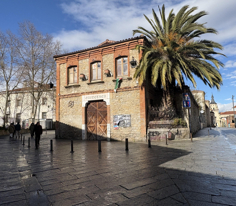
[0,86,56,129]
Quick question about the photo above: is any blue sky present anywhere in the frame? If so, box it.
[1,0,236,112]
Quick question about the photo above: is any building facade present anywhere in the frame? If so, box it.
[0,87,56,129]
[54,36,147,141]
[209,95,220,127]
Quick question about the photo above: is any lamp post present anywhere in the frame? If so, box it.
[232,95,236,127]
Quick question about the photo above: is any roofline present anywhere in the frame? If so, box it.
[53,35,147,58]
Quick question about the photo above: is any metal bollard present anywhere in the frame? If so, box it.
[28,137,30,148]
[208,129,209,136]
[50,140,53,151]
[98,140,101,152]
[125,138,129,151]
[191,133,193,142]
[21,134,22,140]
[70,140,74,153]
[148,132,151,148]
[22,136,25,146]
[21,135,22,142]
[166,133,168,145]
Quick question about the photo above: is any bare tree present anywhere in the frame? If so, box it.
[0,31,23,127]
[15,21,61,122]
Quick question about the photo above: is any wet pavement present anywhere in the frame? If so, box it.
[0,127,236,205]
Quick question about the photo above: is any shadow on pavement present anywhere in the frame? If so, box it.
[0,130,236,205]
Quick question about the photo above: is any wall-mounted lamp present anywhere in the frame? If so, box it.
[104,69,113,77]
[80,73,88,81]
[49,82,54,88]
[130,56,137,68]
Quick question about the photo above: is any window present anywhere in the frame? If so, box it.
[91,62,101,81]
[6,114,9,123]
[42,112,47,119]
[68,66,77,84]
[42,98,47,105]
[16,99,21,107]
[16,113,21,122]
[116,57,128,77]
[7,100,11,107]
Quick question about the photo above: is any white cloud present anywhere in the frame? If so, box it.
[54,0,236,51]
[225,61,236,68]
[218,102,233,112]
[225,98,232,101]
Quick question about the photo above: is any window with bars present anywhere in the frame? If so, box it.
[91,62,101,81]
[116,57,128,77]
[68,66,77,84]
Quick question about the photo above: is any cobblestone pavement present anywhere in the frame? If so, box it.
[0,127,236,206]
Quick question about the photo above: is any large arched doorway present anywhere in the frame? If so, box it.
[86,101,107,140]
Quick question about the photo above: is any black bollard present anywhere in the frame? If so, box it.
[21,134,22,140]
[70,140,74,153]
[50,140,53,151]
[98,140,101,152]
[191,133,193,142]
[28,137,30,148]
[23,136,25,146]
[148,132,151,148]
[125,138,129,151]
[166,133,168,145]
[208,129,209,136]
[21,135,22,142]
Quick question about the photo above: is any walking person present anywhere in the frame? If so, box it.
[34,122,42,149]
[29,123,35,138]
[15,122,21,139]
[8,123,15,138]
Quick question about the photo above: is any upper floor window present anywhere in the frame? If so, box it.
[16,99,21,107]
[116,57,128,77]
[6,114,10,123]
[7,100,11,107]
[91,62,101,81]
[42,98,47,105]
[42,112,47,119]
[16,113,21,122]
[68,66,77,84]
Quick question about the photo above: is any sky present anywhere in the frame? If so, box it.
[0,0,236,112]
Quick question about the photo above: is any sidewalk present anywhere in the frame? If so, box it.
[0,128,236,205]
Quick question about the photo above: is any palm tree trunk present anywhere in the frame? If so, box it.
[157,85,176,120]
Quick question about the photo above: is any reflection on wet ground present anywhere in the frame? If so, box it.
[0,128,236,205]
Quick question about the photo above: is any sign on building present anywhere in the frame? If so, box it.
[113,114,131,129]
[183,93,191,108]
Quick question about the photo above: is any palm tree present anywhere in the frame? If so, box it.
[133,5,224,119]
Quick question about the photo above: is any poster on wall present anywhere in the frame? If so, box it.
[113,114,131,129]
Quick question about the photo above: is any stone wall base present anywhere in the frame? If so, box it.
[147,128,190,141]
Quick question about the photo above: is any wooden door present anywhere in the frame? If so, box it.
[87,101,107,140]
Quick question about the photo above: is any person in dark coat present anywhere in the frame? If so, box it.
[15,122,21,138]
[34,122,43,149]
[8,123,15,138]
[29,123,35,138]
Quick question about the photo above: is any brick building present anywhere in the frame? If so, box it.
[53,36,147,141]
